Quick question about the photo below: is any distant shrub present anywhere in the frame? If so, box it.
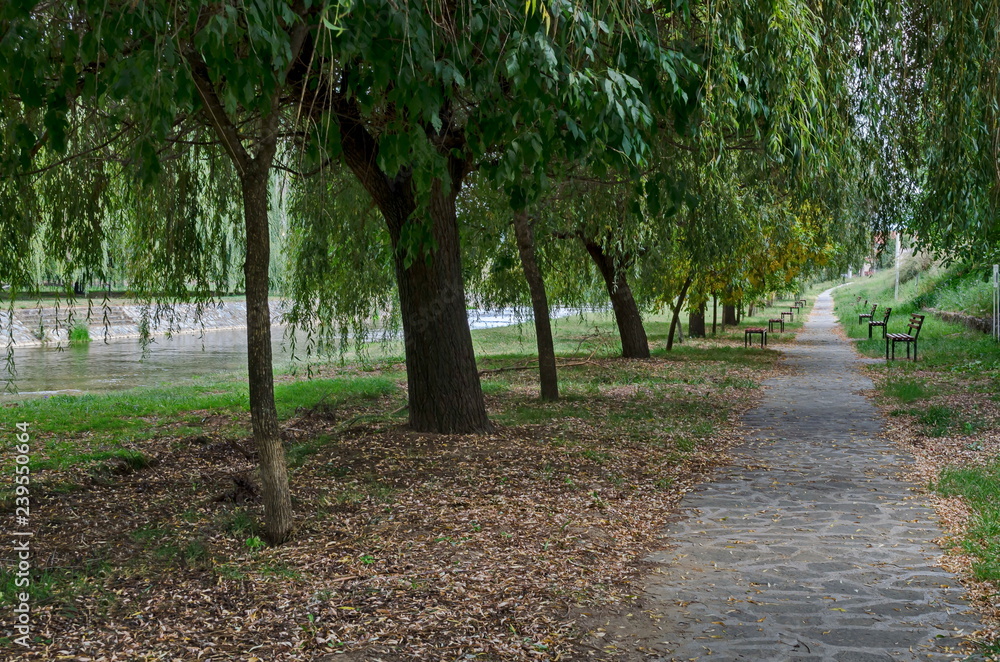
[911,290,938,310]
[899,251,934,285]
[934,270,993,317]
[68,323,91,343]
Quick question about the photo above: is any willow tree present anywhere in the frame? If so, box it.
[891,1,1000,261]
[1,0,317,543]
[282,1,683,429]
[458,176,592,401]
[637,0,893,334]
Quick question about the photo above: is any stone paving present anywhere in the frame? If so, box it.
[640,290,982,660]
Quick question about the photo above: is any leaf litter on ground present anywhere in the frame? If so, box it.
[0,340,782,661]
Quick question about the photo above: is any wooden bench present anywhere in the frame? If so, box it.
[868,307,891,339]
[796,299,806,307]
[768,317,784,332]
[858,303,877,325]
[744,327,766,348]
[886,314,924,361]
[780,310,794,324]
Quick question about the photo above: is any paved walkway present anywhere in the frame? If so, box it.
[639,290,981,660]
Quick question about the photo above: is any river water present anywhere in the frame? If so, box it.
[0,309,579,398]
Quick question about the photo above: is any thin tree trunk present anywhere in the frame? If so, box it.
[189,49,301,545]
[689,300,706,338]
[583,240,650,358]
[667,274,694,351]
[241,168,293,545]
[513,210,558,400]
[712,294,717,335]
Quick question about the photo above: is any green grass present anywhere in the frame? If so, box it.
[0,375,399,475]
[833,266,1000,375]
[0,558,114,616]
[881,376,934,402]
[287,434,336,468]
[917,404,955,437]
[936,464,1000,582]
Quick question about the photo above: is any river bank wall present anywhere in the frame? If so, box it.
[924,307,994,335]
[1,301,289,347]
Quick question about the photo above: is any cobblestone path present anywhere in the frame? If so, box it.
[638,290,981,661]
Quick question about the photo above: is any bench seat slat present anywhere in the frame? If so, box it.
[885,314,924,361]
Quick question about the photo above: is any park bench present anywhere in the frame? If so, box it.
[768,316,784,332]
[886,314,924,361]
[868,307,891,339]
[858,303,877,325]
[780,310,794,324]
[796,299,807,307]
[744,327,766,348]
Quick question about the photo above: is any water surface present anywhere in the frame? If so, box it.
[1,308,579,398]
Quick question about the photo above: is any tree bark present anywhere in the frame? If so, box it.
[188,43,302,544]
[392,180,491,433]
[667,274,693,351]
[513,210,558,400]
[375,177,491,433]
[689,300,706,338]
[723,303,738,326]
[335,109,492,434]
[583,240,650,358]
[241,166,293,545]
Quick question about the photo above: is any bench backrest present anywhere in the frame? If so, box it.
[907,314,924,338]
[880,307,892,323]
[868,304,877,316]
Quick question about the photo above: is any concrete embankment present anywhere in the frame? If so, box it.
[925,307,993,335]
[1,300,288,347]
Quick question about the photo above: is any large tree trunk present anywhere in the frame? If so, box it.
[583,240,650,358]
[723,303,738,326]
[667,274,693,351]
[337,119,492,434]
[689,300,706,338]
[386,179,492,434]
[513,210,558,401]
[241,168,293,545]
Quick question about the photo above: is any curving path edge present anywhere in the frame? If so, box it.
[636,289,981,661]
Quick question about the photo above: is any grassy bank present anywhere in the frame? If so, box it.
[832,261,1000,648]
[0,310,788,660]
